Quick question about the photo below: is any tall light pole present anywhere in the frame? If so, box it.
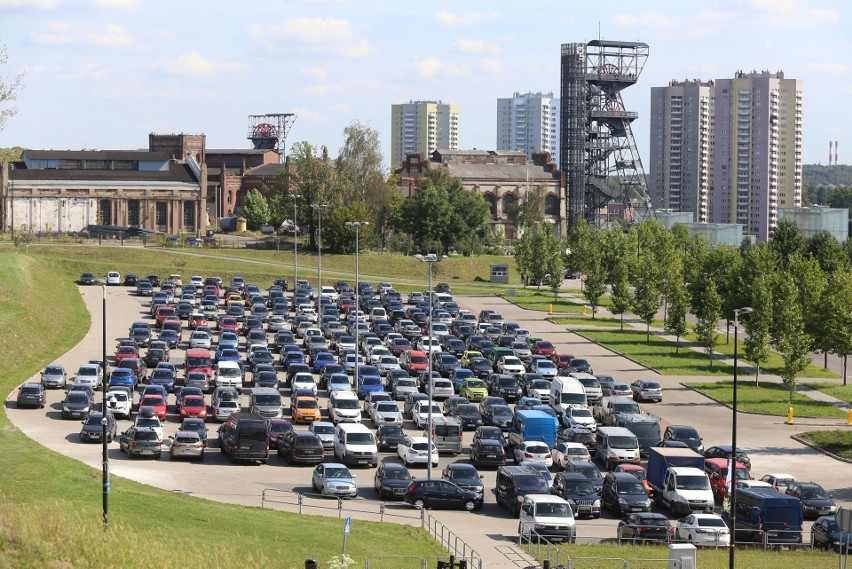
[346,221,368,392]
[311,204,329,297]
[291,194,301,286]
[729,306,752,569]
[101,285,109,532]
[421,253,442,480]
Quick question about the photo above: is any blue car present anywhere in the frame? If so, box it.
[218,332,240,351]
[158,330,179,350]
[283,351,305,370]
[312,351,336,374]
[108,368,136,390]
[356,365,383,399]
[216,348,242,365]
[451,369,475,392]
[148,368,175,393]
[140,384,169,405]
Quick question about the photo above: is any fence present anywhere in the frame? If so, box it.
[260,489,482,569]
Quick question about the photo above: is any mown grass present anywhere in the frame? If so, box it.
[0,250,444,567]
[536,543,834,569]
[685,381,848,419]
[580,329,735,376]
[501,289,585,313]
[802,382,852,404]
[799,430,852,460]
[549,316,622,328]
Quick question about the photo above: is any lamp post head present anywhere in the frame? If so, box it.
[738,307,753,315]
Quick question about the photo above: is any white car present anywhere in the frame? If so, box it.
[73,364,102,389]
[133,412,164,441]
[106,388,133,419]
[530,359,558,379]
[416,336,441,354]
[552,442,592,469]
[368,346,392,365]
[525,379,551,403]
[513,441,553,468]
[212,399,239,421]
[428,378,455,400]
[190,275,204,287]
[430,323,450,337]
[564,406,597,432]
[391,377,419,400]
[497,356,526,376]
[397,436,439,467]
[377,355,401,376]
[298,306,318,323]
[370,401,404,426]
[189,330,212,349]
[384,332,404,347]
[341,353,364,374]
[412,400,444,429]
[106,271,121,285]
[675,513,730,546]
[291,372,317,395]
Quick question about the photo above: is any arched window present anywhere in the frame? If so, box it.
[502,194,516,216]
[544,194,559,216]
[483,194,496,217]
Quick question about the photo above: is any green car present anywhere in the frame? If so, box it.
[459,378,488,402]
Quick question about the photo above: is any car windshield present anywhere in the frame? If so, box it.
[347,433,374,444]
[67,394,89,404]
[536,503,571,517]
[219,401,239,409]
[183,398,204,408]
[618,481,647,495]
[465,380,486,389]
[135,431,158,441]
[563,480,595,495]
[676,475,711,491]
[84,415,104,425]
[537,361,556,369]
[497,377,518,387]
[182,421,204,431]
[576,464,602,480]
[361,377,381,386]
[571,409,593,418]
[376,403,398,413]
[270,423,292,433]
[639,517,669,527]
[380,426,404,436]
[297,399,318,409]
[697,518,727,527]
[641,382,661,390]
[325,468,351,479]
[137,418,159,428]
[609,436,637,449]
[336,399,359,410]
[801,487,830,500]
[492,406,513,417]
[560,393,586,405]
[255,395,281,405]
[449,466,478,479]
[45,366,64,375]
[312,425,334,435]
[385,469,411,480]
[516,476,550,493]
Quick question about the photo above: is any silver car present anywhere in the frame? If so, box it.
[370,401,404,426]
[169,430,205,461]
[40,364,67,388]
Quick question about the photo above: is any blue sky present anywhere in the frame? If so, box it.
[0,0,848,169]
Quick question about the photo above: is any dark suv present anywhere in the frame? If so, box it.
[79,412,117,443]
[487,374,522,402]
[119,426,162,459]
[601,472,651,516]
[404,478,483,512]
[785,482,837,519]
[552,472,601,518]
[16,383,46,409]
[494,465,551,516]
[277,430,324,465]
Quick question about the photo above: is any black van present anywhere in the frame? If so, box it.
[494,465,551,517]
[724,487,804,544]
[217,412,269,464]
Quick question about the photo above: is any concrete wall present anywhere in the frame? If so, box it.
[8,196,96,233]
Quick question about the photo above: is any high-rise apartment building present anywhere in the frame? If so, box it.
[711,71,803,240]
[650,80,714,222]
[496,92,560,164]
[390,100,459,166]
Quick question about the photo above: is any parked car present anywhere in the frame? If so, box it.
[703,445,752,471]
[811,515,852,552]
[441,462,485,498]
[618,512,673,545]
[512,441,553,468]
[40,364,67,389]
[785,481,837,519]
[376,424,406,452]
[79,412,116,443]
[179,417,209,447]
[169,430,205,461]
[759,473,797,494]
[61,390,93,419]
[277,430,325,465]
[551,471,601,518]
[16,383,46,409]
[403,478,483,512]
[118,426,162,459]
[630,379,663,402]
[374,462,413,501]
[311,463,358,498]
[397,436,439,467]
[674,513,730,547]
[552,442,592,469]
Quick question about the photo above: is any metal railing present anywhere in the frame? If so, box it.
[420,509,483,569]
[260,488,421,524]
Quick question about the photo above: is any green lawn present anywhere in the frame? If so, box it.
[802,382,852,404]
[685,381,848,418]
[0,251,444,568]
[799,430,852,460]
[501,289,586,313]
[580,329,735,376]
[549,316,622,328]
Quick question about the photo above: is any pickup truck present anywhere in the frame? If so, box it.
[594,396,641,426]
[646,447,714,516]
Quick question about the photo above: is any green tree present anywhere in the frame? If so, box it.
[609,268,632,331]
[1,41,25,133]
[771,274,813,403]
[287,141,341,249]
[542,225,565,298]
[241,189,269,230]
[664,260,689,352]
[805,230,848,274]
[632,259,661,341]
[580,232,607,318]
[505,185,545,234]
[527,225,551,290]
[321,202,373,254]
[770,218,806,268]
[814,270,852,384]
[787,254,826,355]
[742,275,773,386]
[693,275,722,367]
[514,229,534,287]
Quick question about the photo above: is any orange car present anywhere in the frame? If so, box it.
[614,463,653,495]
[291,396,321,423]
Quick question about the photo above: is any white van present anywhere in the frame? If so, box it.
[333,423,378,467]
[594,426,641,471]
[328,390,362,423]
[550,376,588,422]
[518,494,576,544]
[215,360,243,388]
[369,307,387,321]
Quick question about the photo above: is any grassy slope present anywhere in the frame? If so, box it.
[799,431,852,459]
[0,251,443,568]
[685,381,847,419]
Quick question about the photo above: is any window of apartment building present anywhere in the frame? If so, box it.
[128,200,140,227]
[98,200,112,225]
[155,202,167,232]
[183,201,195,231]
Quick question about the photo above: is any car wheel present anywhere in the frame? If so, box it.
[463,499,477,512]
[413,498,426,510]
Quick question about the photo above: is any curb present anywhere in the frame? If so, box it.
[572,330,662,376]
[791,433,852,465]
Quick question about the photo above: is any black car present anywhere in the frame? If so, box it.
[434,353,460,377]
[481,404,513,430]
[376,424,405,452]
[442,463,485,497]
[61,390,93,419]
[487,374,522,402]
[785,482,837,519]
[703,445,752,471]
[618,512,672,544]
[563,461,603,494]
[277,430,324,465]
[452,404,483,430]
[79,412,117,443]
[144,347,167,368]
[558,427,596,452]
[465,357,492,379]
[568,358,593,374]
[811,516,852,552]
[124,274,138,286]
[662,425,703,453]
[470,438,506,467]
[79,272,95,285]
[551,472,601,518]
[147,274,161,287]
[119,426,162,459]
[179,417,209,446]
[254,370,279,389]
[374,462,413,500]
[16,383,46,409]
[404,478,483,512]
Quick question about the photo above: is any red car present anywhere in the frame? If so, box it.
[401,351,429,375]
[140,395,167,421]
[218,317,240,334]
[189,314,208,330]
[155,306,177,328]
[161,318,183,337]
[179,395,208,420]
[533,341,556,358]
[268,418,294,449]
[203,285,219,298]
[114,345,139,366]
[552,353,575,370]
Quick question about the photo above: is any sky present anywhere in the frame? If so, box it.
[0,0,849,170]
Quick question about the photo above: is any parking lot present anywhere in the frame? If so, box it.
[7,277,852,566]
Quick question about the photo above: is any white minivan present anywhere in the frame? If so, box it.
[215,360,243,388]
[550,376,588,423]
[595,426,641,471]
[328,390,362,423]
[518,494,576,544]
[333,423,378,467]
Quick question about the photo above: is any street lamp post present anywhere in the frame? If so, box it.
[729,306,752,569]
[346,221,368,393]
[421,254,442,480]
[101,285,109,532]
[311,204,329,297]
[291,194,301,286]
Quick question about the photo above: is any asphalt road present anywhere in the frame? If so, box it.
[6,284,852,568]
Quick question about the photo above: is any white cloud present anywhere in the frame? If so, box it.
[151,51,246,76]
[291,107,329,122]
[0,0,61,8]
[418,58,442,78]
[479,58,502,75]
[29,21,134,48]
[807,62,850,75]
[296,84,329,96]
[59,62,115,82]
[250,16,374,58]
[91,0,138,10]
[331,103,351,113]
[435,10,501,27]
[455,38,499,55]
[748,0,838,27]
[300,66,328,80]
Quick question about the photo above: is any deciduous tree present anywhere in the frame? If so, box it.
[241,189,269,230]
[693,275,722,367]
[771,274,813,402]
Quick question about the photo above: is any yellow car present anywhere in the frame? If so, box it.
[459,378,489,402]
[460,351,483,368]
[225,294,244,307]
[167,274,183,287]
[292,397,321,423]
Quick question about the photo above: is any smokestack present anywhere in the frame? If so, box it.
[829,141,833,165]
[835,141,839,165]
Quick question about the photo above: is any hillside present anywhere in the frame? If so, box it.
[803,164,852,187]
